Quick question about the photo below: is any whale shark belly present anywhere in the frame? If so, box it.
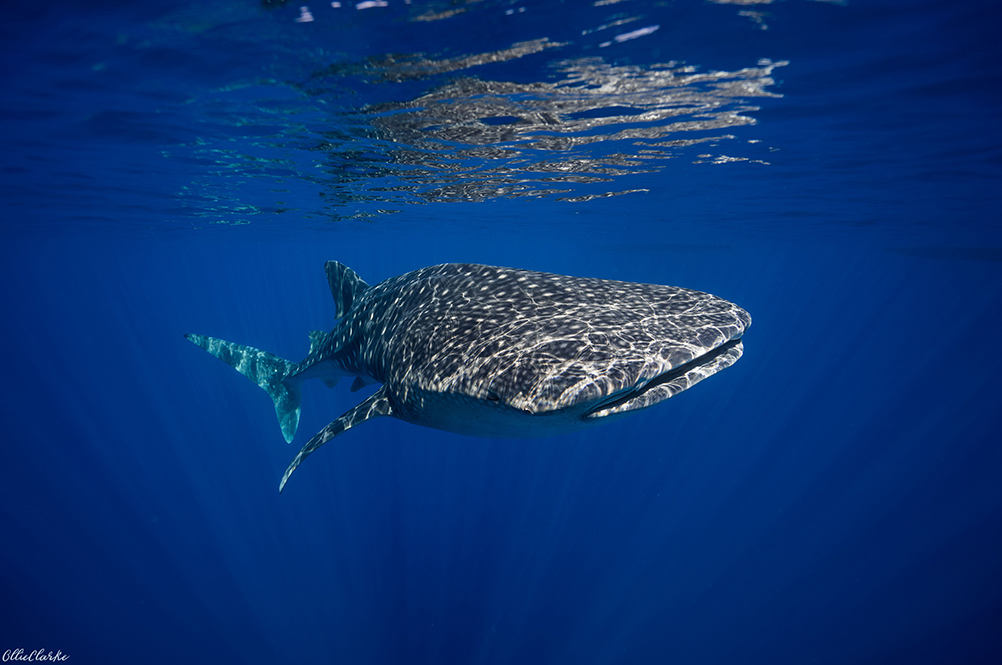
[392,389,615,439]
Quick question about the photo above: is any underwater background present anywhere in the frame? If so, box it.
[2,0,1001,662]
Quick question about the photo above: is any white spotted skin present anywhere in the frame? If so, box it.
[292,263,750,437]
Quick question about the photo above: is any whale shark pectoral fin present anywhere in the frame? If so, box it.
[278,385,394,493]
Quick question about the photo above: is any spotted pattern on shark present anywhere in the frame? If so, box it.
[187,262,751,492]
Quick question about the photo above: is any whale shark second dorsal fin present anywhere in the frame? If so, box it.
[325,261,369,319]
[308,330,325,355]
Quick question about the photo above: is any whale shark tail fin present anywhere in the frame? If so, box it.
[184,334,302,443]
[325,261,370,318]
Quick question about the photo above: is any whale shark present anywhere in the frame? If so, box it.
[186,262,751,492]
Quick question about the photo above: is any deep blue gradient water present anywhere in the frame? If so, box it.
[2,1,1001,663]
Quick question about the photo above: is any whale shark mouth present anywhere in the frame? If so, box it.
[583,337,745,420]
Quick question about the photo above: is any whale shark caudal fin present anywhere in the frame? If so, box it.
[184,334,302,443]
[279,385,394,493]
[325,260,369,318]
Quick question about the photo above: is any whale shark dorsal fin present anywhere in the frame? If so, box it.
[279,385,394,493]
[325,261,370,318]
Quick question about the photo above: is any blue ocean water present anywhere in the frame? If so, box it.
[2,0,1001,662]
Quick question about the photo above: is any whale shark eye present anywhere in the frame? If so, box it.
[486,390,500,401]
